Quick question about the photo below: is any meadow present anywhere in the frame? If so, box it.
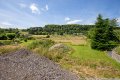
[50,35,120,78]
[25,35,120,77]
[0,34,120,78]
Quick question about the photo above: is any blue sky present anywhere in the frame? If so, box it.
[0,0,120,28]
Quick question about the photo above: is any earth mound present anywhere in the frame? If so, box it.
[0,49,79,80]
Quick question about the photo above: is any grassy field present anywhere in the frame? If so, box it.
[49,35,120,78]
[60,44,120,78]
[0,35,120,78]
[50,35,87,45]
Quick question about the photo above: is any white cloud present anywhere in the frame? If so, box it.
[19,3,27,8]
[45,5,49,11]
[41,4,49,11]
[117,18,120,23]
[30,3,40,14]
[1,22,12,26]
[65,17,70,21]
[66,20,82,24]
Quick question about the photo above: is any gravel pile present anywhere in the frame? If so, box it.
[0,49,80,80]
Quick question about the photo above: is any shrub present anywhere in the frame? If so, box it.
[6,33,16,40]
[46,35,50,38]
[24,38,27,42]
[0,34,7,40]
[27,39,54,49]
[91,41,118,51]
[0,40,12,45]
[27,36,35,40]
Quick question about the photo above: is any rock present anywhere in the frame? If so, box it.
[0,49,79,80]
[49,43,71,53]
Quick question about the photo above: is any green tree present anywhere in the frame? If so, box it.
[91,14,118,50]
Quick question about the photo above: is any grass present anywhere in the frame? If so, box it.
[49,35,120,78]
[1,35,120,78]
[0,45,20,55]
[59,43,120,78]
[115,46,120,55]
[20,39,64,62]
[0,40,13,45]
[50,35,87,45]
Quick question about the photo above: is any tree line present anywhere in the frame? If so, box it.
[28,24,95,35]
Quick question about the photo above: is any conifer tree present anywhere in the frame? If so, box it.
[91,14,119,50]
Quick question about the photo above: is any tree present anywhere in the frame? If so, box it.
[91,14,118,50]
[110,19,118,27]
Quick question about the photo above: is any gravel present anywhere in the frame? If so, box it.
[0,49,80,80]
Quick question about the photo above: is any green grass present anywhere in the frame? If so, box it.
[59,43,120,78]
[0,40,12,45]
[70,44,120,68]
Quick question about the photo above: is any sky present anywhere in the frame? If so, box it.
[0,0,120,29]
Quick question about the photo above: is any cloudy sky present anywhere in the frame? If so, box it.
[0,0,120,28]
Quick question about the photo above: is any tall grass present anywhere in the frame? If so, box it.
[0,45,20,55]
[27,39,54,49]
[26,39,72,62]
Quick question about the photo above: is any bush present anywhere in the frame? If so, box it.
[27,36,35,40]
[6,33,16,40]
[91,40,118,51]
[87,28,96,39]
[24,38,27,42]
[27,39,54,49]
[0,34,7,40]
[46,35,50,38]
[14,38,20,42]
[0,40,12,45]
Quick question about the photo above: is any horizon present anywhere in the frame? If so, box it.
[0,0,120,29]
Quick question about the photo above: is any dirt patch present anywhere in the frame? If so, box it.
[0,49,80,80]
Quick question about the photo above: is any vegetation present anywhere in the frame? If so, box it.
[114,29,120,41]
[0,45,20,55]
[0,40,13,45]
[60,43,120,78]
[91,14,119,51]
[115,46,120,55]
[0,14,120,78]
[28,24,94,35]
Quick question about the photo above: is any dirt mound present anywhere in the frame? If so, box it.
[0,49,79,80]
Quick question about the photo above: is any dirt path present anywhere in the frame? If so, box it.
[0,49,80,80]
